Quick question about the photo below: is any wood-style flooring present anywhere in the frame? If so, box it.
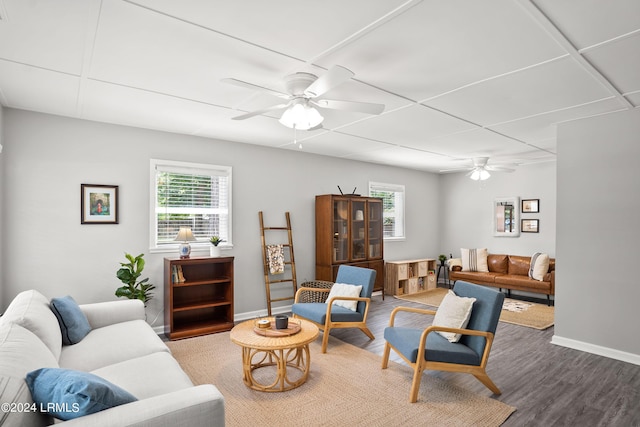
[326,289,640,427]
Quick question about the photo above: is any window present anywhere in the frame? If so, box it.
[150,159,232,251]
[369,182,405,239]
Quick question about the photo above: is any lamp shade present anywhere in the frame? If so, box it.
[174,227,196,242]
[279,100,324,130]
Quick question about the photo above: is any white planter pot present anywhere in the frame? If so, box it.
[210,245,221,257]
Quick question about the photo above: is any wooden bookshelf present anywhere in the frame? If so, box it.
[164,256,234,340]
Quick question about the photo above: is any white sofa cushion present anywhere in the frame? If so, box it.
[59,319,169,372]
[1,290,62,360]
[92,352,194,400]
[0,323,58,427]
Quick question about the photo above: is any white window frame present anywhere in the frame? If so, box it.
[149,159,232,253]
[369,181,405,240]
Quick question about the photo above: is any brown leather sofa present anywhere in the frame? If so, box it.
[449,254,555,305]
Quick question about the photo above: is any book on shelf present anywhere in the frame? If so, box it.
[172,265,186,283]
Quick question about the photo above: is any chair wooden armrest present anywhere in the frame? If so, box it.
[388,306,437,327]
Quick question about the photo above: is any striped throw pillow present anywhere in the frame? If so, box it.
[461,248,489,272]
[529,252,550,281]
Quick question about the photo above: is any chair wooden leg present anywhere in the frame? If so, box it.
[360,326,375,340]
[473,372,502,395]
[381,342,391,369]
[321,328,330,353]
[409,363,425,403]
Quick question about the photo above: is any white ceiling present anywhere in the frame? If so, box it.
[0,0,638,173]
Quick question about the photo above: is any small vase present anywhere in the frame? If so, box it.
[210,245,221,257]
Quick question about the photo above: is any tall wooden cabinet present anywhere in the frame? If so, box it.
[315,194,384,296]
[164,256,234,340]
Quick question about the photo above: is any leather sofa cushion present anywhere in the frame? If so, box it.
[449,271,501,284]
[495,274,550,291]
[508,255,532,276]
[487,255,508,274]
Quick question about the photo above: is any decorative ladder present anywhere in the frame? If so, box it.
[259,211,298,316]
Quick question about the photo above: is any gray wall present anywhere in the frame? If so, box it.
[439,161,557,259]
[0,108,439,328]
[0,106,3,309]
[554,108,640,362]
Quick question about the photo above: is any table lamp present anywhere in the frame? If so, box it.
[174,227,197,258]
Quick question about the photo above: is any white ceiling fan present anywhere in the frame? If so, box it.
[440,157,516,180]
[221,65,385,130]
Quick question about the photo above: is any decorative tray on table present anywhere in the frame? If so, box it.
[253,319,301,337]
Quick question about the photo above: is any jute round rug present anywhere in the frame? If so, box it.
[394,288,554,330]
[168,332,515,426]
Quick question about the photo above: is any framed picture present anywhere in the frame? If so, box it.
[81,184,119,224]
[521,219,539,233]
[521,199,539,213]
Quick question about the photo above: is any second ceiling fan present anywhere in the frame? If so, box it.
[222,65,385,130]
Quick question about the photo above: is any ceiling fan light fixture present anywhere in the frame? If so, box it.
[279,99,324,130]
[470,169,491,181]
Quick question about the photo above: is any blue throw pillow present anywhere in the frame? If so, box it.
[25,368,137,421]
[50,296,92,345]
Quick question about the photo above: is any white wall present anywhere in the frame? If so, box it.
[439,161,557,259]
[0,106,4,309]
[0,109,439,327]
[554,108,640,362]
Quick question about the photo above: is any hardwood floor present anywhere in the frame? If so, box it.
[325,290,640,427]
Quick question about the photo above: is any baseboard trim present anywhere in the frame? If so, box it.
[153,305,294,336]
[551,335,640,366]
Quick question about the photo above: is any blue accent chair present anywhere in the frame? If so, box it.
[292,265,376,353]
[382,281,505,402]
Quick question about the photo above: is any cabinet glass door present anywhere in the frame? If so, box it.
[351,199,366,260]
[333,199,349,262]
[368,200,383,259]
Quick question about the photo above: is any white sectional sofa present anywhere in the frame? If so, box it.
[0,290,225,426]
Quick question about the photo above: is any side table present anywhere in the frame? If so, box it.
[230,318,319,392]
[436,262,450,288]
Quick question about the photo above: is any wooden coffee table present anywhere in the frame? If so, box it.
[230,317,319,392]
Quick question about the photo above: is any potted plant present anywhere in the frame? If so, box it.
[115,253,155,306]
[438,254,447,266]
[209,236,225,257]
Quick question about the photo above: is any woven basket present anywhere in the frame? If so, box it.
[297,280,334,303]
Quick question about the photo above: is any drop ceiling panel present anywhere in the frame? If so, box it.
[422,128,529,160]
[0,0,97,75]
[583,33,640,94]
[90,1,302,106]
[337,104,477,148]
[317,0,566,101]
[128,0,409,61]
[489,97,627,143]
[425,57,613,126]
[282,131,392,157]
[532,0,640,49]
[345,146,449,172]
[0,61,79,116]
[81,80,232,136]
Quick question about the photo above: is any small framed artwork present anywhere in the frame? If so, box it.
[81,184,119,224]
[522,199,539,213]
[521,219,539,233]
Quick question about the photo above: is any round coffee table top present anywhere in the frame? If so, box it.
[230,317,319,351]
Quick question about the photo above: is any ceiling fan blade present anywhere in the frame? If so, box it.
[486,166,515,172]
[313,99,385,115]
[304,65,354,98]
[439,167,473,173]
[221,78,290,100]
[231,103,290,120]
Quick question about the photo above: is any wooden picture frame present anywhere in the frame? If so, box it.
[81,184,119,224]
[521,219,539,233]
[521,199,539,213]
